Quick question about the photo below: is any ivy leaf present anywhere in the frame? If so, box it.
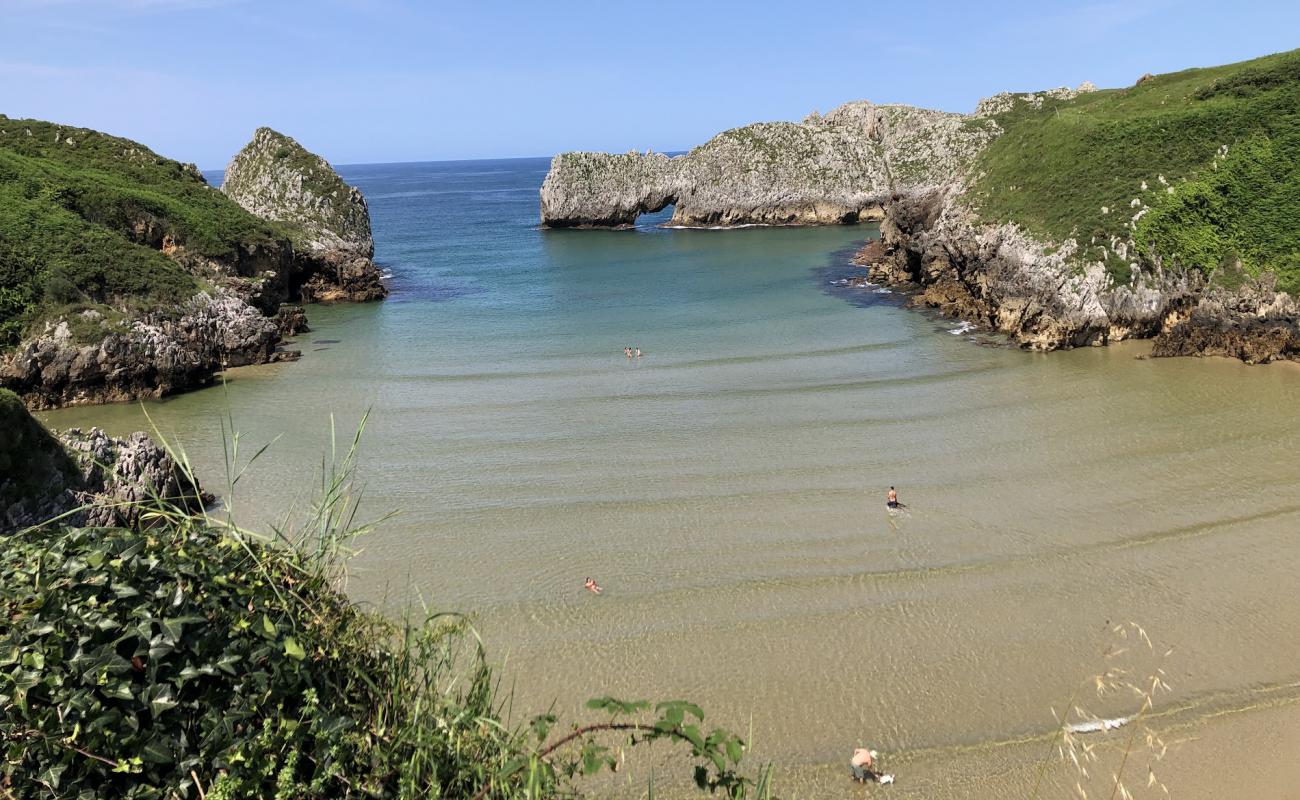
[283,637,306,661]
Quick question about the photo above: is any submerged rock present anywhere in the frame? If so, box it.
[223,128,387,302]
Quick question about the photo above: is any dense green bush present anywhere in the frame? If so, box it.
[1,519,765,799]
[1135,132,1300,293]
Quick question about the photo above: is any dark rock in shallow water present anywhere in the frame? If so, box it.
[1152,292,1300,363]
[276,305,310,336]
[1,390,210,534]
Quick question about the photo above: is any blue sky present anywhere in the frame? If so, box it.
[1,0,1297,168]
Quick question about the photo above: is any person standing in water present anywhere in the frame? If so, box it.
[887,486,904,509]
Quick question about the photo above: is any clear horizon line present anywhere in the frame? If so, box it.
[198,150,692,174]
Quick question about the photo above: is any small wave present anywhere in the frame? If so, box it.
[1066,717,1130,734]
[948,321,976,335]
[380,270,395,279]
[873,287,892,295]
[661,223,773,230]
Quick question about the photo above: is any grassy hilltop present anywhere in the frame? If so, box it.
[966,48,1300,290]
[0,117,287,349]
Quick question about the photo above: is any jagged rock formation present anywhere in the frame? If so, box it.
[857,188,1185,349]
[1151,284,1300,363]
[223,128,386,302]
[0,292,294,410]
[1,389,209,534]
[540,102,999,228]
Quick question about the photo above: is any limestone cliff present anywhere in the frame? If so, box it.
[0,291,294,409]
[223,128,386,302]
[540,102,998,228]
[1,388,210,534]
[543,48,1300,364]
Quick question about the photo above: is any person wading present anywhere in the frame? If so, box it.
[887,486,905,509]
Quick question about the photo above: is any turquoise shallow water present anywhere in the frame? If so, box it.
[39,159,1300,798]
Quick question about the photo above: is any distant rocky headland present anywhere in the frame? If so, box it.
[541,49,1300,364]
[0,118,386,410]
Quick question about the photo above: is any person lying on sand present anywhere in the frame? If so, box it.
[584,577,602,594]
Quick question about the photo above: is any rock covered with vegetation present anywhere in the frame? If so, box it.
[864,48,1300,361]
[0,117,388,409]
[544,48,1300,363]
[540,101,997,228]
[0,388,208,533]
[223,128,386,303]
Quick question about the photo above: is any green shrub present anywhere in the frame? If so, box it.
[1135,132,1300,289]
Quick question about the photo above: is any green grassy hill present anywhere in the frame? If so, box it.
[0,117,288,349]
[966,48,1300,290]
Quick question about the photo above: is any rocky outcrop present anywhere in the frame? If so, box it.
[1,389,209,534]
[223,128,386,302]
[543,69,1297,365]
[858,189,1187,350]
[0,292,291,410]
[857,190,1300,363]
[541,101,999,228]
[1151,285,1300,363]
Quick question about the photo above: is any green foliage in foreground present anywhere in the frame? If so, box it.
[0,421,769,799]
[968,48,1300,285]
[0,117,286,349]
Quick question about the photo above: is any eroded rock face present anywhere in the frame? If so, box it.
[1,391,210,534]
[0,292,282,409]
[858,189,1299,363]
[1151,286,1300,363]
[223,128,387,302]
[540,102,998,228]
[861,189,1186,350]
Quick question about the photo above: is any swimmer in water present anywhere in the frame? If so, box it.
[634,347,642,358]
[584,577,603,594]
[624,346,633,358]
